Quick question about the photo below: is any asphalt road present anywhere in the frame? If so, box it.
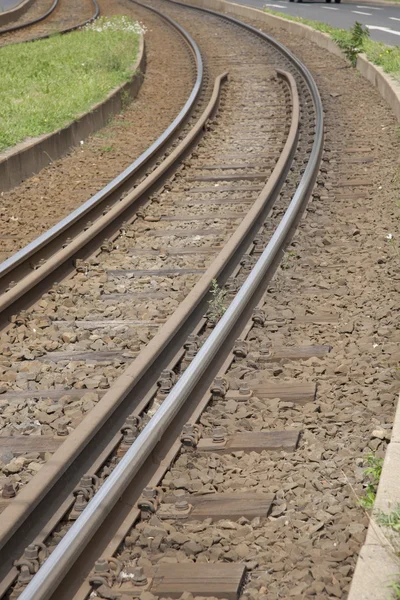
[235,0,400,44]
[1,0,399,43]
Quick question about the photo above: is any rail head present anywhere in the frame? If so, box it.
[0,66,227,559]
[0,0,100,42]
[0,0,59,35]
[15,40,322,597]
[0,0,202,291]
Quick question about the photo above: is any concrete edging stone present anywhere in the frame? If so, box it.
[357,53,400,121]
[345,0,400,7]
[348,400,400,599]
[182,0,400,122]
[0,0,35,27]
[0,34,146,193]
[181,0,400,596]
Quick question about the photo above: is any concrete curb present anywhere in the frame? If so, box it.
[0,0,34,27]
[348,397,400,599]
[357,53,400,121]
[184,0,400,596]
[183,0,400,123]
[0,34,146,193]
[345,0,400,7]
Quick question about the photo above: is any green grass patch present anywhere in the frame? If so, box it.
[0,16,144,151]
[264,8,400,80]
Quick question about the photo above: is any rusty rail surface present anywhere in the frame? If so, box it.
[0,69,301,600]
[0,0,59,34]
[0,1,203,322]
[0,0,99,43]
[0,2,323,598]
[0,67,229,597]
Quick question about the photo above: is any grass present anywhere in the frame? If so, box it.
[390,582,400,599]
[359,453,383,510]
[377,504,400,532]
[0,16,144,151]
[207,279,227,323]
[375,505,400,598]
[264,9,400,80]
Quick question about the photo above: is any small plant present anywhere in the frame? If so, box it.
[335,21,370,66]
[95,130,115,139]
[386,234,400,260]
[364,452,383,481]
[207,279,226,323]
[120,88,130,110]
[359,485,377,510]
[375,507,400,598]
[377,504,400,533]
[359,453,383,509]
[389,581,400,599]
[100,145,114,153]
[281,250,297,271]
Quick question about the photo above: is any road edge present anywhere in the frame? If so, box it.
[0,34,146,193]
[183,1,400,121]
[345,0,400,7]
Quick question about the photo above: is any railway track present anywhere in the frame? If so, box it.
[0,0,326,597]
[0,0,99,47]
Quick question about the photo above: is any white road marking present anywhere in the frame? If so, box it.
[367,24,400,36]
[352,10,372,15]
[323,6,339,10]
[389,16,400,21]
[357,4,382,8]
[264,3,287,7]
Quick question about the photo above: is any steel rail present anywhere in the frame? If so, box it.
[0,0,59,34]
[0,0,99,43]
[0,65,295,591]
[0,0,202,301]
[17,9,323,600]
[0,69,228,599]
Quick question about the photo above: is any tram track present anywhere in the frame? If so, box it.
[0,0,99,47]
[0,0,206,325]
[0,0,324,598]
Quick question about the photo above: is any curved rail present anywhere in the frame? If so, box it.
[0,0,203,322]
[15,4,323,593]
[0,0,99,45]
[0,0,59,35]
[0,4,206,591]
[0,69,228,599]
